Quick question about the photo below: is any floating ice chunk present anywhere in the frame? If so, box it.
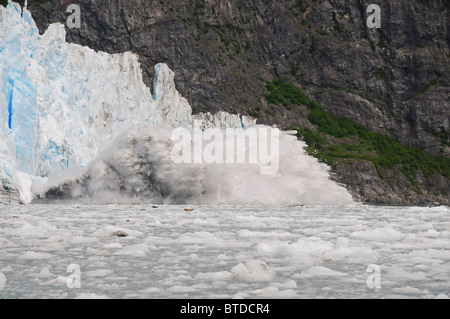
[103,243,123,249]
[19,251,54,259]
[297,266,347,278]
[69,236,99,245]
[413,222,435,231]
[194,271,232,281]
[167,285,197,293]
[86,269,113,277]
[0,266,13,272]
[289,253,320,271]
[113,243,158,257]
[439,231,450,239]
[319,237,378,263]
[350,228,405,242]
[238,229,293,239]
[251,286,279,296]
[171,274,192,281]
[388,268,427,281]
[334,237,350,248]
[256,237,334,258]
[142,287,160,294]
[6,220,57,237]
[38,267,52,278]
[47,275,68,285]
[427,206,449,212]
[420,230,440,238]
[231,260,274,282]
[276,289,298,298]
[392,286,422,294]
[273,279,298,289]
[407,249,450,261]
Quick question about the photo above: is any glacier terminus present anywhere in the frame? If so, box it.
[0,1,352,205]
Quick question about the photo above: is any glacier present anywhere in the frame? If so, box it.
[0,1,353,205]
[0,1,197,202]
[1,1,193,175]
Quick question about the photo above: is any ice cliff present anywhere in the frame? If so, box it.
[0,1,242,202]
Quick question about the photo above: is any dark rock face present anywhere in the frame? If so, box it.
[6,0,449,205]
[331,161,449,205]
[0,185,21,204]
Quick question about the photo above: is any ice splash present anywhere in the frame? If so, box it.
[36,125,353,205]
[1,1,353,205]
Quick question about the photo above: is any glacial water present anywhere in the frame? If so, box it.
[0,204,448,299]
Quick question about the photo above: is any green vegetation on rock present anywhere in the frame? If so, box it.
[265,79,450,187]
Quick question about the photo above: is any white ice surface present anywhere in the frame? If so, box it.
[0,204,449,299]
